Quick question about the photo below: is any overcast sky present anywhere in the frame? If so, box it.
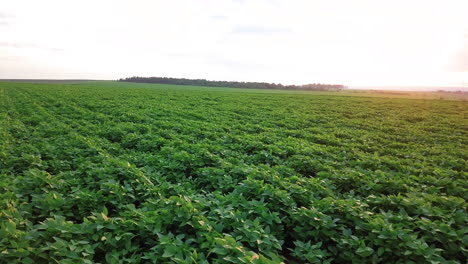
[1,0,467,87]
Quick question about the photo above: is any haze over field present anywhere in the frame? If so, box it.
[1,0,467,89]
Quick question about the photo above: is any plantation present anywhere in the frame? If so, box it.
[0,81,467,263]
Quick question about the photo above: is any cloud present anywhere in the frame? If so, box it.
[210,14,229,20]
[166,52,204,60]
[232,0,248,4]
[0,12,14,26]
[230,25,294,35]
[0,42,63,52]
[0,12,13,19]
[233,0,280,6]
[265,0,281,5]
[0,55,21,61]
[165,52,266,71]
[0,42,26,48]
[203,56,266,70]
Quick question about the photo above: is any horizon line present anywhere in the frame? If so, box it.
[0,78,466,91]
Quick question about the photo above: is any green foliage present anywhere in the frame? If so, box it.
[0,81,466,263]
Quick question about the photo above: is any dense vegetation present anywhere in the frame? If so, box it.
[0,81,466,263]
[119,77,346,91]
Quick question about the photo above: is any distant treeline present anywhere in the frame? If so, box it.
[119,77,346,91]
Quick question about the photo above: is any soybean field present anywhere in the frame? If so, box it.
[0,81,467,263]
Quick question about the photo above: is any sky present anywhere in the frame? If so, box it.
[1,0,468,88]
